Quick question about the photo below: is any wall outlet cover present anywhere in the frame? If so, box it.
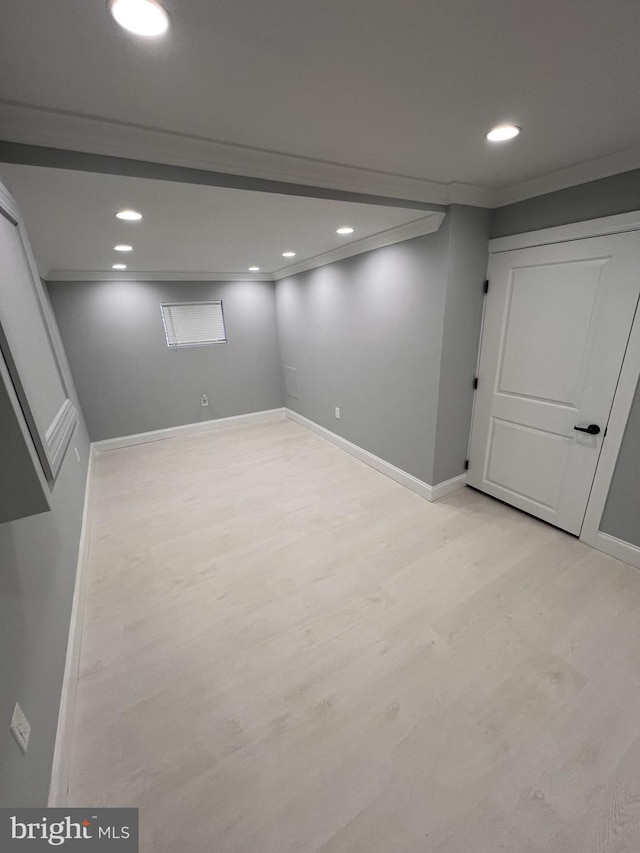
[200,395,209,407]
[10,703,31,754]
[335,407,341,419]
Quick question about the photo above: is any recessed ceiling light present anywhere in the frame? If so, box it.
[282,251,296,258]
[336,227,354,235]
[487,124,521,142]
[112,264,127,270]
[108,0,169,37]
[248,266,260,271]
[116,209,143,221]
[114,244,133,252]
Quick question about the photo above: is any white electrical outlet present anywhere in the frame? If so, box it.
[335,407,341,419]
[10,703,31,754]
[74,447,81,463]
[200,395,209,407]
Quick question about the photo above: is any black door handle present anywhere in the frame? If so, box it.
[574,424,601,435]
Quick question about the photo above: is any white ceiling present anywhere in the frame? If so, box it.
[0,164,441,279]
[1,1,639,278]
[1,0,639,205]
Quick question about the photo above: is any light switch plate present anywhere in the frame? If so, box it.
[10,703,31,754]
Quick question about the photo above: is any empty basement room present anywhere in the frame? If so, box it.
[2,2,640,851]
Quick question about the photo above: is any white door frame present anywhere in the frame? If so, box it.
[488,210,640,568]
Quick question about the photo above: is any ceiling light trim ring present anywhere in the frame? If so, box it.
[108,0,169,38]
[116,209,143,221]
[487,124,521,142]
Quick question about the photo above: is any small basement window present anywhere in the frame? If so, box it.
[160,301,227,348]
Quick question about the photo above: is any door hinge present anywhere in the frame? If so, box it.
[464,459,469,471]
[484,279,489,294]
[473,377,478,390]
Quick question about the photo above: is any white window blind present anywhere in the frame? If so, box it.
[160,301,227,347]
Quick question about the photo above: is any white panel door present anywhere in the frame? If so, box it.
[468,231,640,535]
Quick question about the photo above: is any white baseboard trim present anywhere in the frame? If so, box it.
[285,409,466,502]
[93,408,286,452]
[429,473,469,501]
[48,444,95,807]
[593,531,640,569]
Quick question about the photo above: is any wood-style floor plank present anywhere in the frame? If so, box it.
[68,419,640,852]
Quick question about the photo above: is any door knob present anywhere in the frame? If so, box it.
[573,423,601,435]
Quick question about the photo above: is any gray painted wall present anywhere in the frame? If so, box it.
[48,280,284,441]
[0,290,90,807]
[600,379,640,547]
[275,205,490,486]
[491,168,640,238]
[276,230,449,485]
[433,205,491,484]
[490,167,640,550]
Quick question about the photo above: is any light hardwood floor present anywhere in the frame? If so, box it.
[68,419,640,852]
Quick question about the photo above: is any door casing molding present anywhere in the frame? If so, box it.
[489,211,640,254]
[580,297,640,563]
[487,210,640,564]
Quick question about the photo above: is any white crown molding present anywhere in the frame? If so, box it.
[271,212,446,280]
[4,102,640,212]
[493,143,640,208]
[46,212,447,282]
[0,101,495,207]
[46,269,276,282]
[446,181,499,208]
